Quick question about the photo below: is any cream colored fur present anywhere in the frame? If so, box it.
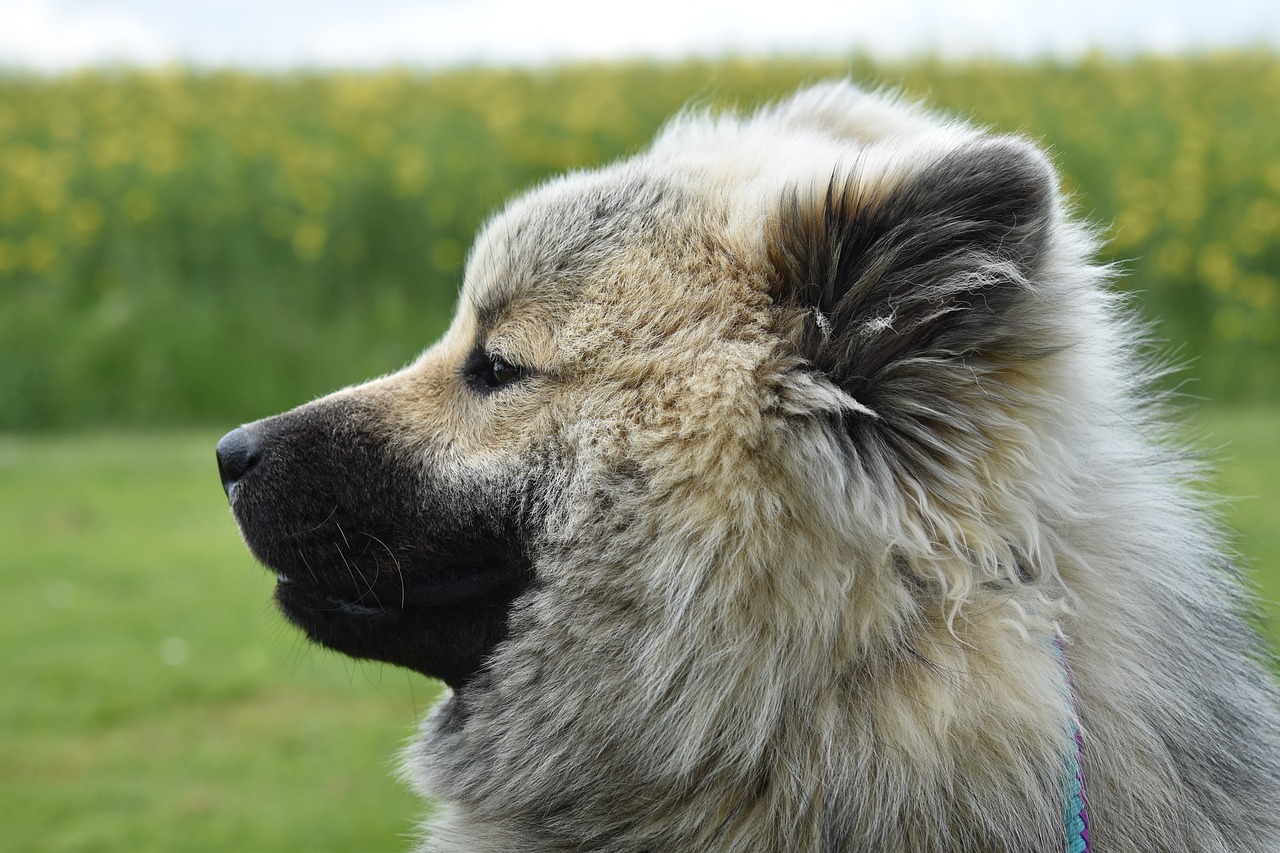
[374,83,1280,852]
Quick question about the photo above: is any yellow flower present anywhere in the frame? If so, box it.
[70,199,104,241]
[24,236,57,275]
[1197,243,1237,296]
[292,220,327,261]
[123,189,156,223]
[394,145,432,198]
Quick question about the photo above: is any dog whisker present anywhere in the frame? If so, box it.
[362,531,405,609]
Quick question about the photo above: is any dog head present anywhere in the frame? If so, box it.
[219,80,1083,708]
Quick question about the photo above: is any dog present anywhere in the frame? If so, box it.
[217,82,1280,851]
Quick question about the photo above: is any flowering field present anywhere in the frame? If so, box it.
[2,54,1278,428]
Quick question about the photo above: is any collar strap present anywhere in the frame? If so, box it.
[1053,635,1091,852]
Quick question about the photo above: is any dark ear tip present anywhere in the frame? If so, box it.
[993,134,1057,186]
[923,135,1059,272]
[957,135,1058,209]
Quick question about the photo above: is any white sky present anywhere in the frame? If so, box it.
[1,0,1279,71]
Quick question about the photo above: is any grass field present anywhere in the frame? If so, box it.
[1,414,1277,852]
[0,432,433,852]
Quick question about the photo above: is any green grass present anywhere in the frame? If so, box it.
[1194,407,1280,649]
[1,414,1276,851]
[0,432,436,852]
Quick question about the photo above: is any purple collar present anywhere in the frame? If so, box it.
[1054,635,1091,852]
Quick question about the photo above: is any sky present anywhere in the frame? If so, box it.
[1,0,1279,71]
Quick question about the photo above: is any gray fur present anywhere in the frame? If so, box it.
[225,81,1280,853]
[408,84,1280,852]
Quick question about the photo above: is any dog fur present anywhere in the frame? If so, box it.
[219,82,1280,852]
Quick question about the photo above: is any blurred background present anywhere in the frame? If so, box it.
[2,1,1278,850]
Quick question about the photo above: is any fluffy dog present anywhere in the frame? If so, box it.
[217,82,1280,851]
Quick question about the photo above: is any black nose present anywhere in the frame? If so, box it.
[216,426,262,493]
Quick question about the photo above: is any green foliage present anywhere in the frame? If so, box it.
[1,55,1279,428]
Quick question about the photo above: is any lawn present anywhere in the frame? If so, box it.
[0,432,434,852]
[1193,406,1280,645]
[1,414,1276,851]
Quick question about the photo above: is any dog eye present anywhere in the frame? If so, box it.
[466,349,527,392]
[486,355,522,386]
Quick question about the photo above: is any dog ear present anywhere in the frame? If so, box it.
[768,137,1062,416]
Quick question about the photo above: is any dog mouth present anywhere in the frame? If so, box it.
[218,404,536,689]
[231,503,533,689]
[271,561,522,616]
[228,481,533,689]
[260,540,531,689]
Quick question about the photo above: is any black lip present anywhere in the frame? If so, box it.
[270,563,528,690]
[244,514,532,688]
[273,565,521,616]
